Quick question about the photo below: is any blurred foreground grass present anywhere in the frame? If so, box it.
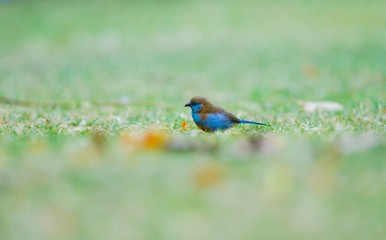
[0,133,385,240]
[0,0,385,239]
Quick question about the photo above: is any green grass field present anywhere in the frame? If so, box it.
[0,0,385,239]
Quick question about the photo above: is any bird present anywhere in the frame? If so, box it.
[184,96,267,132]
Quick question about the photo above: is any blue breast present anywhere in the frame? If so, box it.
[192,113,235,131]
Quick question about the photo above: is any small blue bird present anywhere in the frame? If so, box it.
[185,96,267,132]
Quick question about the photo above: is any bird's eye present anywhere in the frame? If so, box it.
[192,102,197,105]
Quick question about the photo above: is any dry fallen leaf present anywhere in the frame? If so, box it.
[181,121,187,130]
[194,164,223,188]
[309,149,340,194]
[91,131,106,150]
[302,64,319,79]
[142,131,169,149]
[119,131,170,150]
[298,100,343,112]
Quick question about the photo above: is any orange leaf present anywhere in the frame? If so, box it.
[143,131,168,149]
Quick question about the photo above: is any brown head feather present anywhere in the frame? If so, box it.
[190,96,221,113]
[189,96,240,123]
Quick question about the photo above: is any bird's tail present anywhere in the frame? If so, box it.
[239,119,268,126]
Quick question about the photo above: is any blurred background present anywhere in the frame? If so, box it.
[1,0,385,106]
[0,0,385,239]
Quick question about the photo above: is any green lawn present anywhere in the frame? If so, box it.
[0,0,385,239]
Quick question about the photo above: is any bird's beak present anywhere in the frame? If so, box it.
[184,102,191,107]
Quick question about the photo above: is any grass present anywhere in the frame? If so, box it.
[0,0,385,239]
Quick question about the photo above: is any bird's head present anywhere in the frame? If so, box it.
[184,96,210,113]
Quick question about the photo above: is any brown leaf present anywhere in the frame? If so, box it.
[194,164,223,188]
[302,64,319,79]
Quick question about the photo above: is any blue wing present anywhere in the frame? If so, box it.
[203,113,237,131]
